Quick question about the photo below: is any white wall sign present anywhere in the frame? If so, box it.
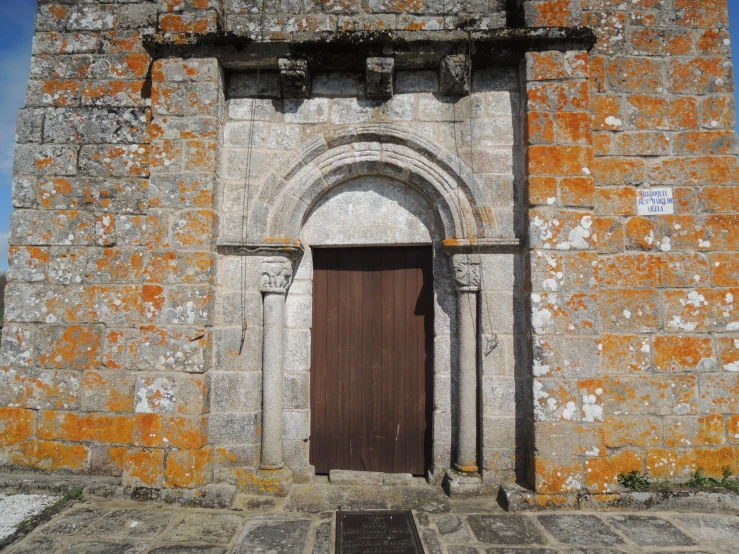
[637,187,674,215]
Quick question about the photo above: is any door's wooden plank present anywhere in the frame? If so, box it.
[420,248,434,474]
[392,248,407,473]
[368,248,383,472]
[405,248,420,474]
[349,249,363,471]
[380,250,395,473]
[361,249,375,472]
[310,249,328,474]
[325,249,341,470]
[338,249,352,470]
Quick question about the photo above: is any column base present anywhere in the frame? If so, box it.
[443,469,485,498]
[239,467,294,497]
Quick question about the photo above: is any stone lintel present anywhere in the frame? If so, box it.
[366,57,394,99]
[217,240,304,258]
[278,58,310,98]
[440,54,470,96]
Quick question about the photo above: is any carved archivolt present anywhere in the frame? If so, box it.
[246,124,496,245]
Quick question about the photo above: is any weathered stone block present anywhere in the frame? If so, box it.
[212,372,261,413]
[366,57,394,99]
[279,58,310,98]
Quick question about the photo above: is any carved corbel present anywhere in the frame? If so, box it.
[366,57,394,99]
[278,58,310,98]
[440,54,470,96]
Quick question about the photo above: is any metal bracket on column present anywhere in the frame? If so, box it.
[279,58,310,98]
[366,57,394,99]
[440,54,470,96]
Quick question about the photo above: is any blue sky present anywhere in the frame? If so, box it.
[0,4,739,271]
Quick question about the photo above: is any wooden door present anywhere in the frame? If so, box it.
[310,247,433,476]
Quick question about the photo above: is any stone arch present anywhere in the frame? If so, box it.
[246,124,496,244]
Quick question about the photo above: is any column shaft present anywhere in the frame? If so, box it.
[457,289,478,472]
[261,291,286,469]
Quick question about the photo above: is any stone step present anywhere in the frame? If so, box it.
[328,470,414,486]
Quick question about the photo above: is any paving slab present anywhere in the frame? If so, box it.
[149,544,228,554]
[485,548,559,554]
[81,509,173,541]
[311,521,331,554]
[6,536,65,554]
[37,507,110,536]
[674,514,739,542]
[232,517,312,554]
[537,515,625,547]
[606,515,697,547]
[434,513,472,543]
[61,542,147,554]
[164,513,243,544]
[466,514,548,545]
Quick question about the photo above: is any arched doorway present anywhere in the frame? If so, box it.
[302,176,439,475]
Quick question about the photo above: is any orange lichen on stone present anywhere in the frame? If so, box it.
[110,446,165,487]
[605,416,662,447]
[535,457,585,494]
[664,414,725,447]
[38,326,102,370]
[133,414,208,449]
[165,447,213,488]
[38,411,133,445]
[0,408,35,446]
[586,449,644,493]
[646,446,736,479]
[653,335,714,372]
[10,440,89,472]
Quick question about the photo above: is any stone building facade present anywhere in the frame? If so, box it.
[1,0,739,505]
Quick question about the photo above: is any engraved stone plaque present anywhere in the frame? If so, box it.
[336,511,424,554]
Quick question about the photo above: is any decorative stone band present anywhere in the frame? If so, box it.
[451,254,481,292]
[260,256,294,294]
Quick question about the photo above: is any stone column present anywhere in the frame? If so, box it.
[259,256,293,469]
[452,254,481,473]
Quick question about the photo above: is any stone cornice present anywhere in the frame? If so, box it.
[144,27,597,71]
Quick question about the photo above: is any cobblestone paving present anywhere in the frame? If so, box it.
[4,497,739,554]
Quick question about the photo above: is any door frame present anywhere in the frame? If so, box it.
[282,241,461,484]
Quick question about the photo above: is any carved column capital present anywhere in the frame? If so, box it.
[452,254,481,292]
[260,256,293,294]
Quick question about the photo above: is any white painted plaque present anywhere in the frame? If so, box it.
[637,187,674,215]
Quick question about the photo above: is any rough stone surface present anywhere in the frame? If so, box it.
[3,0,739,504]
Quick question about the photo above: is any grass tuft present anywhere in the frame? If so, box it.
[618,466,739,494]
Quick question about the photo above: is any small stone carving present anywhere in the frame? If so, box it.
[260,257,293,293]
[366,57,394,99]
[440,55,470,95]
[452,254,480,291]
[278,58,310,98]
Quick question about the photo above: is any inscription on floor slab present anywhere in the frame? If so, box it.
[336,511,424,554]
